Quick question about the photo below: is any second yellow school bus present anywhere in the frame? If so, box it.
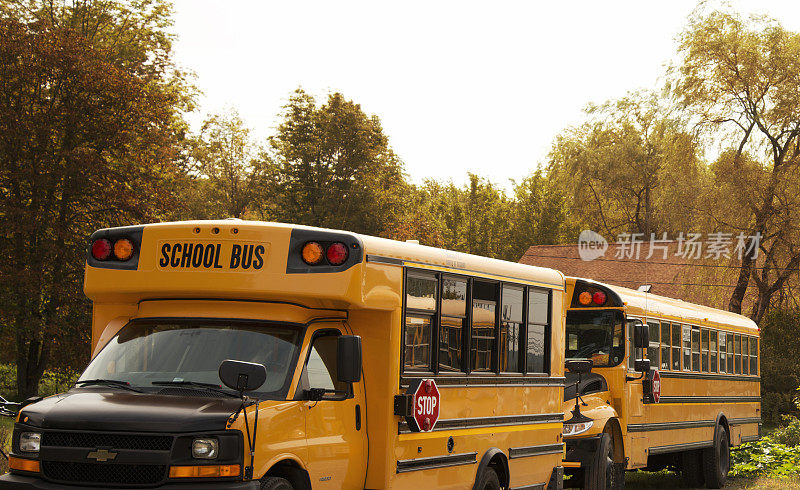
[2,221,566,490]
[559,278,760,489]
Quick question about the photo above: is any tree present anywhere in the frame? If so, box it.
[0,0,191,398]
[269,89,408,236]
[675,7,800,322]
[548,91,702,239]
[188,110,275,219]
[506,170,576,261]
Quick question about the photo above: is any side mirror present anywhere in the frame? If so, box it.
[634,323,649,349]
[337,335,362,383]
[219,360,267,393]
[634,359,651,373]
[565,359,593,374]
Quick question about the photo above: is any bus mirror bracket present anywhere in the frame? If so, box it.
[565,359,593,425]
[219,360,267,481]
[337,335,362,384]
[626,359,651,381]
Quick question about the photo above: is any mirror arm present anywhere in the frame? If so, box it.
[626,371,647,382]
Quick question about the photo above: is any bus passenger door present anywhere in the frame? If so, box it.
[625,319,648,467]
[300,327,368,489]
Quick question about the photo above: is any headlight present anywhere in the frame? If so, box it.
[19,432,41,452]
[191,438,218,459]
[562,420,593,437]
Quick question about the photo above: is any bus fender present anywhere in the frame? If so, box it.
[714,413,730,444]
[256,454,311,490]
[472,448,509,490]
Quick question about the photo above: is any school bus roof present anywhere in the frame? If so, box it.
[358,233,564,289]
[568,277,758,333]
[84,220,564,306]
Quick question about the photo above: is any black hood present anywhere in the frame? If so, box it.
[564,371,608,401]
[19,389,243,433]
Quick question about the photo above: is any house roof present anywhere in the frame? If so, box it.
[519,241,743,311]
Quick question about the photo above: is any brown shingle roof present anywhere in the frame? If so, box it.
[519,242,743,310]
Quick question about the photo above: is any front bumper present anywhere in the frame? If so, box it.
[0,474,259,489]
[563,434,602,468]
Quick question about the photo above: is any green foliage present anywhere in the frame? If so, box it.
[0,364,78,401]
[770,415,800,447]
[547,90,702,238]
[0,0,193,397]
[759,309,800,424]
[268,89,408,236]
[730,439,800,479]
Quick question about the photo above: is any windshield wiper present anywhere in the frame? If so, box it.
[75,379,143,393]
[151,380,239,398]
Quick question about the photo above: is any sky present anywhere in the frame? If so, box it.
[171,0,800,190]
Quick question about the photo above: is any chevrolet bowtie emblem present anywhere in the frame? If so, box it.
[87,449,117,462]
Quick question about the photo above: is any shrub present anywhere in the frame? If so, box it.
[0,364,80,401]
[730,439,800,478]
[770,415,800,447]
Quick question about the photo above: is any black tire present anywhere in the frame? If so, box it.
[475,467,502,490]
[586,433,624,490]
[260,476,293,490]
[681,449,705,488]
[703,426,730,488]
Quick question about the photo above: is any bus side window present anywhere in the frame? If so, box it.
[750,336,758,375]
[647,321,659,369]
[526,288,549,374]
[742,337,749,375]
[660,322,670,370]
[683,326,691,371]
[439,277,467,373]
[499,285,523,373]
[719,332,726,373]
[709,330,718,373]
[735,334,742,374]
[691,327,700,372]
[470,280,497,372]
[701,329,709,372]
[404,273,437,372]
[727,332,734,373]
[671,324,681,371]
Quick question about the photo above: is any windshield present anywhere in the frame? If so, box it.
[79,320,303,399]
[565,310,625,367]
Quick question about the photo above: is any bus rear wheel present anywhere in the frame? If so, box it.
[475,467,502,490]
[702,426,730,488]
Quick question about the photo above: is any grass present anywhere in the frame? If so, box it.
[625,470,800,489]
[0,416,10,475]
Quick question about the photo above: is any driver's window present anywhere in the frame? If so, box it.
[302,332,348,398]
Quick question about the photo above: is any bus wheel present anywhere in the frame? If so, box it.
[475,467,502,490]
[586,433,623,490]
[702,426,730,488]
[681,450,705,488]
[260,476,293,490]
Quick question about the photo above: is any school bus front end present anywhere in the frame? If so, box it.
[1,220,567,490]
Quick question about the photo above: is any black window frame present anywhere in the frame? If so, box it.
[400,267,553,378]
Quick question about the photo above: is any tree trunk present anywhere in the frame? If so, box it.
[728,254,754,314]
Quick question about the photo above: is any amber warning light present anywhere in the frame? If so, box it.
[91,237,135,262]
[301,241,349,266]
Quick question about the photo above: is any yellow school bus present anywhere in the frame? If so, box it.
[559,278,760,489]
[2,220,566,490]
